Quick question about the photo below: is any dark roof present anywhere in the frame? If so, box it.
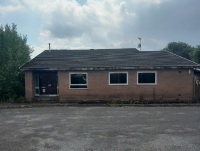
[20,48,200,71]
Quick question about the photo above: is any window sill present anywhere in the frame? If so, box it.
[109,84,129,86]
[69,88,88,90]
[137,83,157,85]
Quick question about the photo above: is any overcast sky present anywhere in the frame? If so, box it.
[0,0,200,58]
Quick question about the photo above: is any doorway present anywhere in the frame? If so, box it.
[34,73,58,96]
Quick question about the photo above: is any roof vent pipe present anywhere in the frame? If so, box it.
[138,37,141,51]
[49,43,51,52]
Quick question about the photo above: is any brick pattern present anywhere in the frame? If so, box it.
[57,69,194,101]
[25,71,34,101]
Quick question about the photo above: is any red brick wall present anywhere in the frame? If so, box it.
[58,69,194,101]
[25,71,34,100]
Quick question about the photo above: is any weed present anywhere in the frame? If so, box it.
[15,96,26,102]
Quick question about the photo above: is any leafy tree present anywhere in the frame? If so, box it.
[190,45,200,64]
[0,23,33,101]
[161,42,194,60]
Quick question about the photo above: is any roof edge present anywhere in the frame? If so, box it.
[20,66,200,71]
[42,48,139,51]
[165,51,200,66]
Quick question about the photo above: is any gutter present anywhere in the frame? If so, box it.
[20,66,200,71]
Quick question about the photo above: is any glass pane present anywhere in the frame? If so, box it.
[138,73,155,83]
[110,74,118,84]
[49,75,57,87]
[35,75,39,87]
[39,74,48,87]
[70,85,87,89]
[48,87,57,94]
[35,88,39,94]
[119,73,127,83]
[71,74,87,84]
[110,73,127,84]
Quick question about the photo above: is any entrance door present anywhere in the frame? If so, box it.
[195,77,200,99]
[39,73,58,95]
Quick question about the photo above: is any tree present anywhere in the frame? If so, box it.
[161,42,194,60]
[0,23,33,101]
[190,45,200,64]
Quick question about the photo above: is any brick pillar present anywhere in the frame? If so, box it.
[58,71,68,100]
[25,71,34,101]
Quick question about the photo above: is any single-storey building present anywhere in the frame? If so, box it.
[20,48,200,101]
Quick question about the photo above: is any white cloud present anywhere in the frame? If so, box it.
[18,0,199,58]
[151,39,165,47]
[10,0,21,5]
[131,0,169,4]
[22,0,56,10]
[0,3,24,15]
[30,45,46,58]
[33,0,139,50]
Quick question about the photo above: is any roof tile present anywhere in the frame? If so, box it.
[20,48,200,70]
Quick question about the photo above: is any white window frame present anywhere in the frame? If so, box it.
[137,71,157,85]
[69,72,88,89]
[109,72,128,85]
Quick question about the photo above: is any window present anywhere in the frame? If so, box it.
[137,71,157,85]
[109,72,128,85]
[34,74,39,96]
[70,73,87,89]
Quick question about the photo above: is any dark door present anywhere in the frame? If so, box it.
[195,77,200,99]
[39,73,57,95]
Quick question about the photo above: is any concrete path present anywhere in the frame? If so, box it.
[0,107,200,151]
[0,102,200,109]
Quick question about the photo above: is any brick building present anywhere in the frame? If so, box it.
[20,48,200,101]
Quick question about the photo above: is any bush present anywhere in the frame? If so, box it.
[0,23,33,102]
